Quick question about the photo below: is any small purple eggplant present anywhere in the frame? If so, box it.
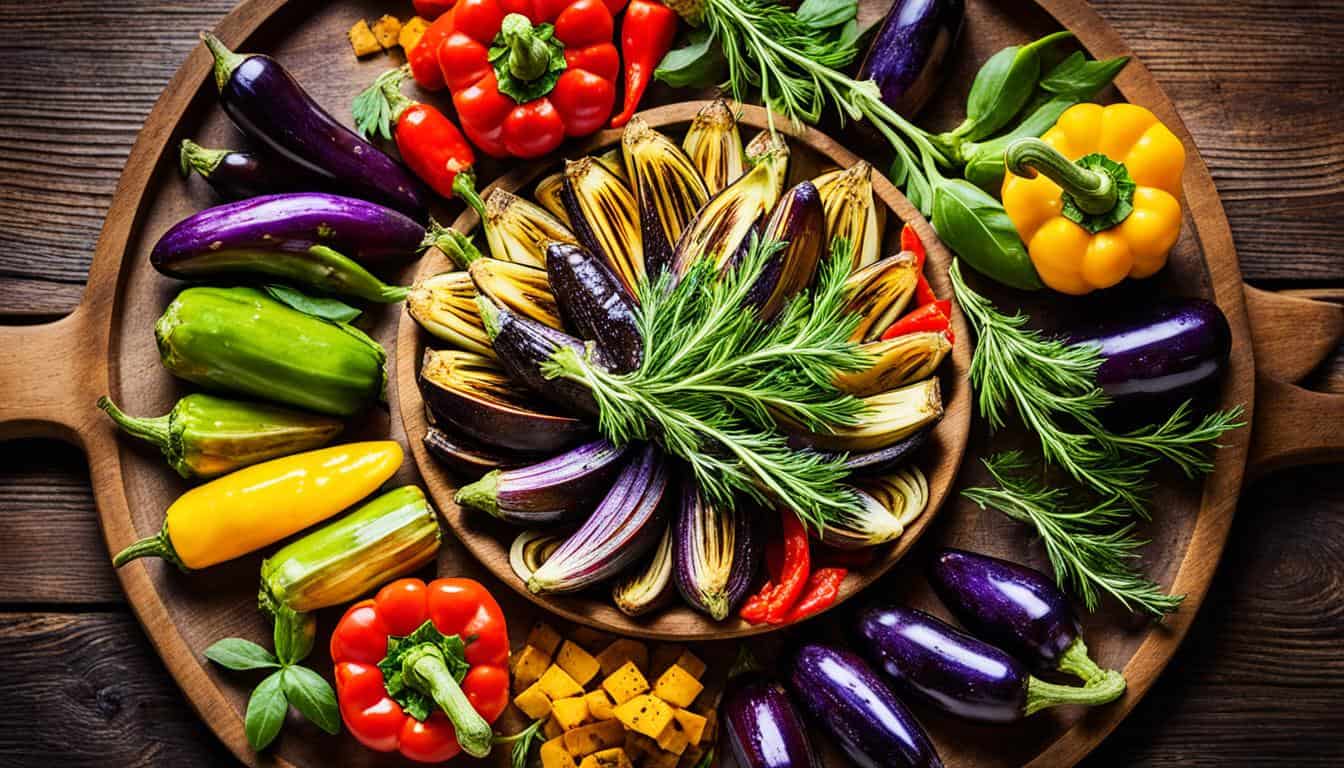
[178,139,320,200]
[722,670,819,768]
[929,549,1117,683]
[790,644,943,768]
[423,426,536,476]
[858,0,966,117]
[545,242,643,372]
[857,605,1126,724]
[673,481,761,620]
[476,295,601,416]
[454,439,630,525]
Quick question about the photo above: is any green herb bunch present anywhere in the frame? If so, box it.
[543,236,871,529]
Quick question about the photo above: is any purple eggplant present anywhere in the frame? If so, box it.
[929,548,1117,684]
[179,139,320,200]
[476,295,601,416]
[839,428,930,475]
[722,671,819,768]
[545,242,643,372]
[857,605,1125,724]
[526,444,670,593]
[151,193,422,302]
[200,33,425,218]
[858,0,966,117]
[1071,298,1232,410]
[790,644,943,768]
[454,439,630,525]
[423,426,537,476]
[745,181,825,321]
[673,481,761,620]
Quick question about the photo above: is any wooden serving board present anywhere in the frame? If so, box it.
[0,0,1340,767]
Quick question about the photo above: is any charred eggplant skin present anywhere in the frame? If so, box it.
[722,671,820,768]
[859,0,965,117]
[928,548,1079,670]
[790,644,944,768]
[477,296,602,415]
[201,34,425,218]
[546,242,643,372]
[423,426,537,476]
[838,428,930,474]
[746,181,825,320]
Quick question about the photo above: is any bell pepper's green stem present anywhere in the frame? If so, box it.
[1023,667,1126,716]
[1004,138,1118,215]
[179,140,227,177]
[499,14,552,82]
[402,644,494,758]
[111,522,186,570]
[200,32,246,92]
[97,396,171,449]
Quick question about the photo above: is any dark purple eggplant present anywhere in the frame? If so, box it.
[857,605,1125,724]
[745,181,825,321]
[423,426,538,476]
[839,427,930,475]
[179,139,319,200]
[929,548,1116,683]
[151,193,422,302]
[476,295,601,416]
[545,242,643,372]
[526,444,670,593]
[789,644,943,768]
[418,349,590,453]
[200,33,425,218]
[454,439,630,525]
[858,0,966,117]
[722,670,819,768]
[1071,298,1232,410]
[673,481,761,620]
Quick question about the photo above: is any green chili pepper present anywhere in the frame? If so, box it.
[97,393,344,479]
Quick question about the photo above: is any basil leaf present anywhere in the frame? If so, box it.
[655,28,726,88]
[961,31,1073,142]
[795,0,857,29]
[264,284,361,324]
[204,638,280,671]
[245,671,288,751]
[1040,52,1130,99]
[931,179,1043,291]
[281,665,341,735]
[961,96,1078,191]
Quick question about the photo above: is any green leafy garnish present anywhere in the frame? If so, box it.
[379,620,470,722]
[207,627,339,751]
[264,284,362,324]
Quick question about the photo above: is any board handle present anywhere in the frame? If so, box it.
[0,309,102,444]
[1244,285,1344,479]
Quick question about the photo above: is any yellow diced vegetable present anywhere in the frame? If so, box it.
[513,645,552,691]
[544,717,565,740]
[539,665,585,700]
[674,650,706,679]
[370,15,402,49]
[601,660,650,705]
[514,682,553,720]
[673,709,707,745]
[348,20,381,57]
[653,665,704,708]
[585,689,616,721]
[655,718,691,756]
[399,16,430,51]
[557,640,602,686]
[528,622,565,656]
[596,639,649,676]
[541,736,579,768]
[564,719,625,757]
[613,694,675,739]
[578,748,632,768]
[551,696,591,731]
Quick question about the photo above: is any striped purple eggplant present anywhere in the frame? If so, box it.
[673,481,761,620]
[745,181,825,321]
[454,439,630,525]
[526,444,670,594]
[546,242,643,373]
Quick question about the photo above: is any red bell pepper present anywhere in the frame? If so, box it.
[740,509,811,625]
[437,0,620,158]
[408,12,458,90]
[783,567,847,622]
[609,0,678,128]
[331,578,510,763]
[354,67,475,198]
[414,0,457,18]
[881,301,953,341]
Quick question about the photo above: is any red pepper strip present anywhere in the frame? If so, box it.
[609,0,678,128]
[784,568,848,622]
[901,223,940,307]
[764,510,810,624]
[739,584,771,624]
[881,302,951,341]
[414,0,457,18]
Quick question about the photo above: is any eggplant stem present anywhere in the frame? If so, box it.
[98,396,172,449]
[1024,668,1126,716]
[200,32,246,92]
[178,139,227,178]
[1055,636,1111,684]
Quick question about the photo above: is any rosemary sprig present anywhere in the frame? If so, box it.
[543,237,869,528]
[963,452,1184,617]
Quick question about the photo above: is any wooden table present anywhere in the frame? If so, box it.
[1,1,1341,764]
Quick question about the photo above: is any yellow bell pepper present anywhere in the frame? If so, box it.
[1001,103,1185,295]
[112,440,403,570]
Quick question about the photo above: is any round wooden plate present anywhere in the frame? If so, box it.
[0,0,1341,767]
[396,100,974,640]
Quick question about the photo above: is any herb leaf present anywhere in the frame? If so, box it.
[655,28,726,88]
[281,666,341,735]
[795,0,858,29]
[1039,51,1130,99]
[244,671,288,751]
[204,638,281,671]
[931,181,1040,291]
[264,284,362,324]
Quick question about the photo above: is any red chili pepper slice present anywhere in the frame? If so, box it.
[609,0,678,128]
[764,510,810,624]
[784,568,848,622]
[881,302,951,340]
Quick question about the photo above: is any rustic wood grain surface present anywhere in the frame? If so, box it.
[1,1,1341,765]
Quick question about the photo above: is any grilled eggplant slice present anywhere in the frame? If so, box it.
[546,242,643,373]
[834,332,952,396]
[674,482,761,621]
[533,172,570,226]
[476,296,601,416]
[820,466,929,549]
[612,525,676,616]
[468,257,563,330]
[840,428,931,475]
[419,349,589,453]
[623,116,710,276]
[683,99,745,195]
[479,187,576,267]
[406,271,494,357]
[455,439,630,525]
[789,377,942,452]
[814,162,885,271]
[510,530,567,582]
[423,425,538,475]
[844,252,920,342]
[746,181,825,320]
[562,156,645,297]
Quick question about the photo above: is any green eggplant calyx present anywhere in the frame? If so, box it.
[111,522,186,571]
[200,32,247,92]
[454,471,501,517]
[1023,667,1126,716]
[1054,635,1111,684]
[179,139,228,178]
[97,396,173,450]
[475,295,504,340]
[420,220,484,267]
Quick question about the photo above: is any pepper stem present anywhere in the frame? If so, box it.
[98,396,172,450]
[200,32,246,92]
[453,172,488,222]
[379,65,416,123]
[402,644,494,758]
[178,139,228,178]
[1004,138,1118,215]
[1023,668,1126,716]
[498,14,552,82]
[111,522,186,570]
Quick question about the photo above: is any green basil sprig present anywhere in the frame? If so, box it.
[951,31,1074,142]
[930,178,1043,291]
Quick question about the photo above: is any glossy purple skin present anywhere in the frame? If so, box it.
[488,439,630,523]
[423,426,535,475]
[150,193,425,272]
[790,645,943,768]
[483,299,601,416]
[219,53,425,217]
[929,548,1080,671]
[722,672,819,768]
[1071,298,1231,408]
[194,150,320,200]
[746,181,824,319]
[839,428,930,474]
[546,242,642,372]
[858,605,1029,723]
[858,0,966,117]
[673,481,761,620]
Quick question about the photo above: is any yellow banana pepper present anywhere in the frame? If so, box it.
[113,440,403,570]
[1001,103,1185,295]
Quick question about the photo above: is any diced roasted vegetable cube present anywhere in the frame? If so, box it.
[544,717,565,740]
[674,650,706,679]
[514,682,553,720]
[541,736,579,768]
[348,20,381,57]
[557,640,601,686]
[539,665,585,700]
[601,660,650,704]
[577,748,632,768]
[613,694,675,739]
[564,719,625,757]
[398,16,429,50]
[585,689,616,721]
[673,708,707,745]
[551,696,591,731]
[655,718,691,755]
[528,622,565,656]
[513,645,552,691]
[653,665,704,708]
[370,15,402,48]
[597,638,649,676]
